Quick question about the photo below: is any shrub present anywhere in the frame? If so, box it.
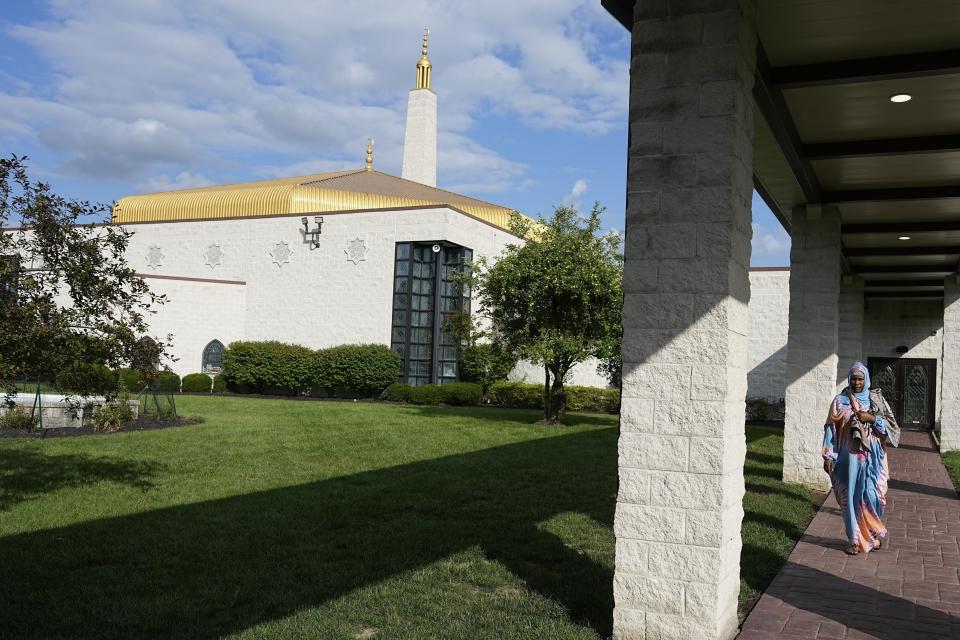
[488,381,618,413]
[212,376,226,394]
[488,381,544,409]
[746,397,772,421]
[410,384,444,406]
[154,371,181,392]
[181,373,213,393]
[383,383,413,402]
[55,363,118,396]
[440,382,482,406]
[117,368,143,393]
[459,343,516,398]
[91,400,134,433]
[313,344,401,397]
[0,406,38,430]
[222,341,315,395]
[565,386,620,413]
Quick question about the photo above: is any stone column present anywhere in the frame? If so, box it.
[836,275,864,386]
[782,206,842,489]
[941,276,960,450]
[615,2,756,639]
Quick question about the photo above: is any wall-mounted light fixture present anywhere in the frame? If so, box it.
[895,345,909,354]
[301,216,324,249]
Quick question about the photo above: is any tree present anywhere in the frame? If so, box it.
[0,155,169,401]
[471,204,622,424]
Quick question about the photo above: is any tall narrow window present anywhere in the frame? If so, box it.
[390,242,471,385]
[202,340,225,374]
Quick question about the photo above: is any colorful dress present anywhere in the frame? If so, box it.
[822,361,890,553]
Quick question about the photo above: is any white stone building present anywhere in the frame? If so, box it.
[110,34,609,388]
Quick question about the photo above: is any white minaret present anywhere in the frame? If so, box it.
[401,29,437,187]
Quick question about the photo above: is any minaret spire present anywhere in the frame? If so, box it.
[401,29,437,186]
[365,138,374,172]
[416,28,432,89]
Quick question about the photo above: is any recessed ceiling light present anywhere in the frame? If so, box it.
[899,236,911,240]
[890,94,912,103]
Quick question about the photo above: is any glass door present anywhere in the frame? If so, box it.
[866,358,937,430]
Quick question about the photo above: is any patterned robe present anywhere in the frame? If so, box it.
[822,362,890,553]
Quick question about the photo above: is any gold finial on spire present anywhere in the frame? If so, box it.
[365,138,374,171]
[415,28,432,90]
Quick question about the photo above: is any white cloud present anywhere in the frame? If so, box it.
[140,171,215,193]
[561,178,588,208]
[0,0,628,196]
[751,223,791,260]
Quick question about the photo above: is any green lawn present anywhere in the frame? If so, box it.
[942,451,960,491]
[0,397,815,639]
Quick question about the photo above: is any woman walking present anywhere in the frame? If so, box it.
[822,361,899,555]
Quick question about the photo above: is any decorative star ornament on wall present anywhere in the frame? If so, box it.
[345,238,368,265]
[270,241,292,267]
[204,243,223,269]
[146,245,164,270]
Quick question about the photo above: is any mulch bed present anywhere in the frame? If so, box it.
[0,415,199,439]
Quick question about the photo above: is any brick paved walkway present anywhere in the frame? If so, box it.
[738,431,960,639]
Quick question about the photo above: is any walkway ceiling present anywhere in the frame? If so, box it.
[602,0,960,300]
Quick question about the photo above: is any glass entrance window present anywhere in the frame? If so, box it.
[390,242,471,386]
[867,357,937,430]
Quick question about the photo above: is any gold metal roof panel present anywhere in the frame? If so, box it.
[112,169,519,231]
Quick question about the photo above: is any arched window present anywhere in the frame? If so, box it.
[202,340,225,374]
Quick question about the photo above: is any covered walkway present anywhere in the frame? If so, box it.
[601,0,960,637]
[739,431,960,640]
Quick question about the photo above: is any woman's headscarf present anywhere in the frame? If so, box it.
[846,361,871,407]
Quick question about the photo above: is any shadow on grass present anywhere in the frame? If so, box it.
[0,428,618,640]
[0,449,164,511]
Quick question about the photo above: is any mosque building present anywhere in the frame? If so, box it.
[111,31,609,387]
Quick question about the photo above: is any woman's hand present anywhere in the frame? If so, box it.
[823,459,835,474]
[856,410,875,423]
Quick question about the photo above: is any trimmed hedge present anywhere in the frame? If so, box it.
[410,384,444,406]
[118,368,143,392]
[116,368,180,393]
[489,381,619,413]
[489,381,544,409]
[155,371,181,392]
[212,376,226,394]
[440,382,482,406]
[314,344,400,397]
[566,386,620,413]
[222,341,400,397]
[383,383,413,402]
[182,373,213,393]
[222,341,315,395]
[55,363,118,396]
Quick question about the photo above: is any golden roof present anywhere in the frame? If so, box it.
[111,168,521,232]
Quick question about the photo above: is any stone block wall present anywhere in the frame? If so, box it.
[747,269,788,401]
[836,276,864,386]
[942,278,960,450]
[615,1,758,639]
[862,298,943,418]
[782,207,841,490]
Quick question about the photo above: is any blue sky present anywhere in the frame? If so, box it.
[0,0,790,266]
